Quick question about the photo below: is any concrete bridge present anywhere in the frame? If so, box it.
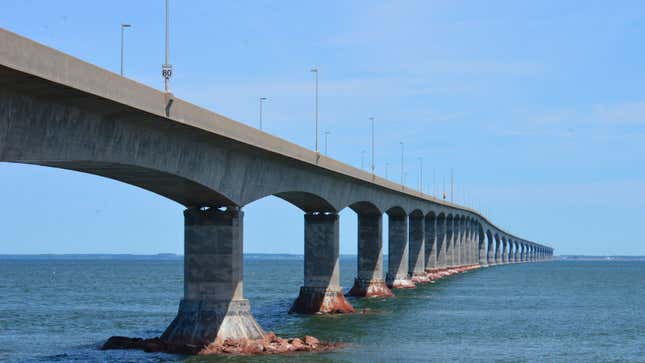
[0,28,553,348]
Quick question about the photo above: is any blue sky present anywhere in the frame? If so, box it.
[1,1,644,255]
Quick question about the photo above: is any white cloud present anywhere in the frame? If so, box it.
[593,100,645,125]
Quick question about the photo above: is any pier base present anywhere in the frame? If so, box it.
[386,273,416,289]
[290,286,354,314]
[410,272,431,283]
[348,278,394,297]
[161,299,264,346]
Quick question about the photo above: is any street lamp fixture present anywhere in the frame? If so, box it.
[369,117,375,174]
[324,130,330,155]
[418,157,423,192]
[259,97,267,130]
[120,24,131,76]
[400,142,404,185]
[310,68,319,153]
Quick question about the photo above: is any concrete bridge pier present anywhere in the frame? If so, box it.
[473,225,479,266]
[462,223,469,267]
[452,219,460,268]
[386,212,415,288]
[424,214,438,274]
[486,232,495,266]
[290,212,354,314]
[161,207,265,347]
[494,235,502,265]
[467,221,473,265]
[409,213,430,283]
[452,218,459,268]
[435,215,447,270]
[461,218,468,266]
[349,213,393,298]
[501,238,508,264]
[526,246,531,262]
[445,216,455,268]
[455,218,464,267]
[527,245,532,262]
[473,226,479,265]
[465,222,472,266]
[468,222,476,266]
[478,229,487,266]
[461,222,468,266]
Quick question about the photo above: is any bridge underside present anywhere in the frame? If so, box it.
[21,161,234,207]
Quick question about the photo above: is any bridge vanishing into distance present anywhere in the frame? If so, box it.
[0,28,553,348]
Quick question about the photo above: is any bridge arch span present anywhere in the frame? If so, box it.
[2,160,237,208]
[271,191,336,213]
[348,201,381,215]
[385,206,406,217]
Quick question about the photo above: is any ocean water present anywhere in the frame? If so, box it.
[0,258,643,362]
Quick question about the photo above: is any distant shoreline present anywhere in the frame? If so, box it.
[0,253,302,260]
[556,255,645,261]
[0,254,644,261]
[0,253,314,260]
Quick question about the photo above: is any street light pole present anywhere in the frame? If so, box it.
[161,0,173,92]
[120,24,131,76]
[433,168,436,197]
[400,142,404,185]
[450,168,454,202]
[418,157,423,192]
[259,97,267,130]
[310,68,319,153]
[369,117,375,174]
[324,130,330,155]
[442,176,446,200]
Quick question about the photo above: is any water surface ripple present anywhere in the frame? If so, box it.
[0,258,643,362]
